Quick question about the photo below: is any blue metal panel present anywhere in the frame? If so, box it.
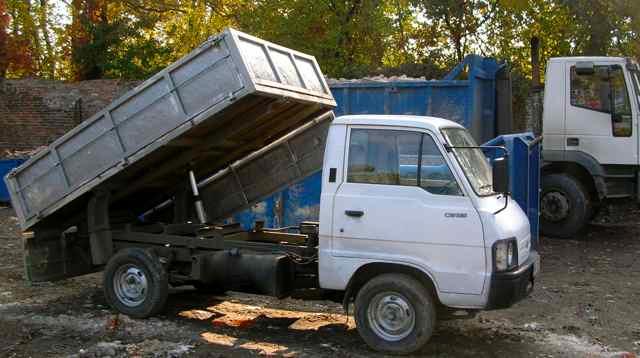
[483,133,541,248]
[282,172,322,226]
[231,194,280,230]
[330,55,502,143]
[428,85,467,127]
[231,172,323,230]
[1,159,26,202]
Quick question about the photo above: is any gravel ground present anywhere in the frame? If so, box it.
[0,203,639,357]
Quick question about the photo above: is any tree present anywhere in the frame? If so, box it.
[410,0,493,66]
[0,0,9,78]
[2,0,38,77]
[0,0,638,82]
[69,0,109,80]
[233,0,393,78]
[35,0,57,78]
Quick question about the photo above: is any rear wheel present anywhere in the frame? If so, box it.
[103,248,168,318]
[354,273,436,355]
[540,173,592,239]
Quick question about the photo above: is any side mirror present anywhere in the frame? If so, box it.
[575,61,595,75]
[492,157,509,194]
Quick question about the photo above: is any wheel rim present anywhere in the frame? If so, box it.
[113,264,148,307]
[541,190,571,222]
[367,291,415,342]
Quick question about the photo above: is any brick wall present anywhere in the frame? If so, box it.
[0,79,139,157]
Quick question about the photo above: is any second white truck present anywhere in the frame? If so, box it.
[541,56,640,237]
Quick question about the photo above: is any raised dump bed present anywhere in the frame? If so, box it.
[202,111,331,222]
[5,28,335,230]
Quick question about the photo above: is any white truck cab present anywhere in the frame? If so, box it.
[318,115,539,353]
[541,57,640,237]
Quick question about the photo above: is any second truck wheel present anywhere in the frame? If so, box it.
[540,173,592,239]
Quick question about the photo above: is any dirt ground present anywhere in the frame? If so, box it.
[1,203,639,358]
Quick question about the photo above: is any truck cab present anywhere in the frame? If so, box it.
[541,57,640,237]
[318,115,539,353]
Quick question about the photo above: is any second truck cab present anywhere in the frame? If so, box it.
[317,115,539,353]
[542,57,640,237]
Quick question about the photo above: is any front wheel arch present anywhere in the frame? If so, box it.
[343,262,440,312]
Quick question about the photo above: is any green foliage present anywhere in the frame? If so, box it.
[1,0,639,81]
[233,0,394,78]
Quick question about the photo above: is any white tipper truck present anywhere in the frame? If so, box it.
[4,29,539,354]
[541,57,640,238]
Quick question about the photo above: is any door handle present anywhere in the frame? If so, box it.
[345,210,364,217]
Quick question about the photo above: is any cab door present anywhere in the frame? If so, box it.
[564,61,638,165]
[331,126,486,295]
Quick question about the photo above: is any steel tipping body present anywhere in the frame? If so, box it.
[4,28,335,230]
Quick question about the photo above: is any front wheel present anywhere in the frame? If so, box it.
[103,248,168,318]
[540,173,592,239]
[355,273,436,355]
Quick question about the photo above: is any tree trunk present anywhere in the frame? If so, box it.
[583,0,611,56]
[38,0,55,79]
[530,36,541,89]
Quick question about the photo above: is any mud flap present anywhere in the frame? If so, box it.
[24,229,97,282]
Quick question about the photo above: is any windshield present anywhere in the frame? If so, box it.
[441,128,494,196]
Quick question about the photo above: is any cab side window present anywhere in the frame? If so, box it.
[347,129,418,185]
[347,128,461,195]
[570,65,611,112]
[570,64,632,137]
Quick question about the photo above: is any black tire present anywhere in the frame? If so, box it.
[103,248,168,318]
[540,173,592,239]
[354,273,436,355]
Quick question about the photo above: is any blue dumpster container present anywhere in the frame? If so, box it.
[1,159,26,202]
[483,133,541,248]
[229,55,542,245]
[231,55,507,229]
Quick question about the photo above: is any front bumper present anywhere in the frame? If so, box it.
[486,251,540,309]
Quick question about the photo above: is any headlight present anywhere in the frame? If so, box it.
[493,238,518,272]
